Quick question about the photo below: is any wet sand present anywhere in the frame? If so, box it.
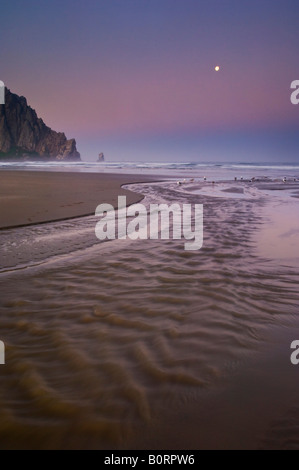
[0,171,157,229]
[1,174,299,449]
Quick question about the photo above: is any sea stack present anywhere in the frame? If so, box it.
[0,87,81,161]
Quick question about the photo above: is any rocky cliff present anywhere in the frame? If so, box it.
[0,88,80,161]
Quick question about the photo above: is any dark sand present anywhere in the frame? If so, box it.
[0,171,157,229]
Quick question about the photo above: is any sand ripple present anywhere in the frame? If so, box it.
[0,181,299,448]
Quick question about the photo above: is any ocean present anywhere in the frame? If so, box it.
[1,159,299,177]
[0,161,299,449]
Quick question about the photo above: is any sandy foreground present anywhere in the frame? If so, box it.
[0,171,157,229]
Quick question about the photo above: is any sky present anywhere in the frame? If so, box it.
[1,0,299,162]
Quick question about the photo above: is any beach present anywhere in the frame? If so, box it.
[0,164,299,449]
[0,171,158,229]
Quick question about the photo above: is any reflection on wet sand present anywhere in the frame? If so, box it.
[0,177,299,449]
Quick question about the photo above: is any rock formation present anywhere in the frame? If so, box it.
[0,87,80,161]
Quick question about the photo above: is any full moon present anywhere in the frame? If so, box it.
[215,66,220,71]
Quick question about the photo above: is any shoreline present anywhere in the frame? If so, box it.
[0,170,159,230]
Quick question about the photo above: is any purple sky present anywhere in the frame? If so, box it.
[1,0,299,162]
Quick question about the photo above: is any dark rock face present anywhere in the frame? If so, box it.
[0,88,80,161]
